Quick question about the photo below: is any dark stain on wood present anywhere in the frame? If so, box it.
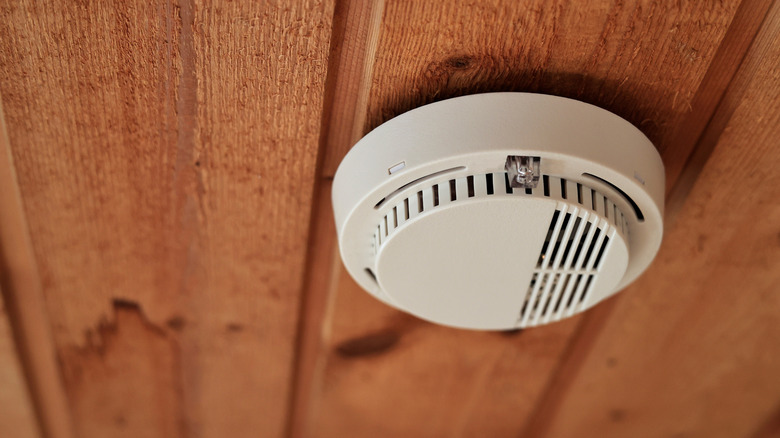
[444,55,474,70]
[112,298,143,312]
[65,299,170,368]
[335,330,401,358]
[226,323,244,332]
[372,64,657,148]
[166,316,186,331]
[58,298,183,436]
[609,409,626,422]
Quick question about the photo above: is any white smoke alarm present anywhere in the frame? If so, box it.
[332,93,664,330]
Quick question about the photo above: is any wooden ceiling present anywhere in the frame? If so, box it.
[0,1,778,437]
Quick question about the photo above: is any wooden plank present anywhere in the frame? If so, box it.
[58,300,182,438]
[364,0,738,153]
[303,0,743,435]
[665,0,776,227]
[0,1,334,437]
[184,2,333,436]
[662,0,775,196]
[531,3,780,436]
[520,1,777,435]
[0,3,187,436]
[287,2,386,436]
[0,94,72,437]
[751,403,780,438]
[319,0,385,177]
[0,290,40,438]
[286,183,340,438]
[308,266,583,438]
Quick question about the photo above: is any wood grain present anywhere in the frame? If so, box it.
[185,2,333,436]
[520,2,776,435]
[0,0,334,437]
[59,300,182,438]
[665,0,777,228]
[287,182,340,438]
[0,290,40,438]
[364,0,737,153]
[319,0,385,177]
[0,95,72,437]
[534,3,780,436]
[308,266,583,438]
[287,1,386,435]
[662,0,775,196]
[0,3,187,436]
[2,1,779,437]
[304,1,743,436]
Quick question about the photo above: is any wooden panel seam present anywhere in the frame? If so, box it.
[0,98,73,438]
[286,1,385,436]
[662,0,776,195]
[751,401,780,438]
[0,288,39,438]
[1,0,336,435]
[321,0,386,177]
[664,0,778,230]
[530,6,780,432]
[285,183,340,438]
[519,1,778,436]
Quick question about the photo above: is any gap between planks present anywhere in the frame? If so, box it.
[662,0,776,194]
[286,1,385,437]
[0,98,74,438]
[664,0,779,230]
[519,0,778,436]
[320,0,385,178]
[751,401,780,438]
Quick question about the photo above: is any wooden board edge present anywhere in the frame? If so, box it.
[286,181,341,438]
[665,0,780,230]
[0,96,73,438]
[751,402,780,438]
[321,0,386,177]
[519,1,779,436]
[662,0,775,195]
[286,1,386,436]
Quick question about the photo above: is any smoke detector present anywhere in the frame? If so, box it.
[332,93,663,330]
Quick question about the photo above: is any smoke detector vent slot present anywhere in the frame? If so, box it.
[374,166,465,210]
[373,172,627,255]
[516,204,615,327]
[583,172,645,222]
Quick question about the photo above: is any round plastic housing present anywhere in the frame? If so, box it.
[332,93,664,330]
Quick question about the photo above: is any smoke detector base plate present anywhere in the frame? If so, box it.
[332,93,664,330]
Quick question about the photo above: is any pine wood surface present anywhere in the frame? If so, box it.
[0,1,334,437]
[0,291,39,438]
[534,5,780,435]
[1,1,779,437]
[0,93,72,438]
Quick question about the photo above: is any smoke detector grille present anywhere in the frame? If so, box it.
[370,171,626,328]
[332,93,664,331]
[520,207,611,326]
[374,172,628,256]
